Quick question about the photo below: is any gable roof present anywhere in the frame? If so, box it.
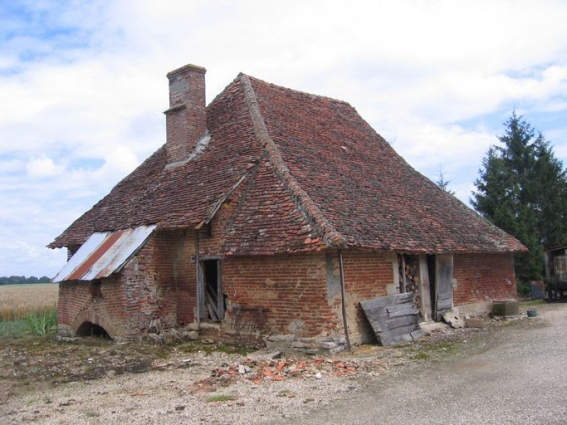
[50,73,526,254]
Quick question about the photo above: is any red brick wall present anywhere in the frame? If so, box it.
[222,253,333,337]
[120,232,178,333]
[59,242,517,342]
[330,251,395,344]
[58,275,127,339]
[453,253,517,305]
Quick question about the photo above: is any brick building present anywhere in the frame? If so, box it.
[50,64,525,348]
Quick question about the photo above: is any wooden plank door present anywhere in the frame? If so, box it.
[418,256,433,321]
[435,254,454,321]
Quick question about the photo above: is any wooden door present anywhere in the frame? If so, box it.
[434,254,453,321]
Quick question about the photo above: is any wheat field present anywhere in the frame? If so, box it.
[0,284,58,321]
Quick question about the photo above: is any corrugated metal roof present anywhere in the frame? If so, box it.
[53,225,156,283]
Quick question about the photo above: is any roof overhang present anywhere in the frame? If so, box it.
[52,225,157,283]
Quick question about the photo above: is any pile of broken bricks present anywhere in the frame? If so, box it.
[192,356,389,391]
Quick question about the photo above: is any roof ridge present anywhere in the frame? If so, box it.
[239,73,347,249]
[239,73,352,107]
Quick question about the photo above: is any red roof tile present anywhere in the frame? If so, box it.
[50,73,525,254]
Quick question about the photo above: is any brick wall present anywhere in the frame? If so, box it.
[327,251,395,344]
[58,276,127,339]
[222,253,333,337]
[120,231,178,335]
[453,253,517,305]
[58,243,517,343]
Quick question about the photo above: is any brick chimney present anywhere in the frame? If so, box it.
[164,64,207,166]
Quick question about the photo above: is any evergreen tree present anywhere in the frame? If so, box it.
[435,165,456,195]
[472,112,567,285]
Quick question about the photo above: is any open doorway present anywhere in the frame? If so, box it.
[398,253,453,322]
[200,259,225,322]
[427,255,436,314]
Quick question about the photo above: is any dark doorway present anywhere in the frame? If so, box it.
[76,321,111,339]
[427,254,436,314]
[201,259,224,322]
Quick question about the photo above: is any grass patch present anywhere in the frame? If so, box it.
[0,318,28,338]
[206,394,237,403]
[520,299,545,307]
[200,343,253,357]
[411,351,429,360]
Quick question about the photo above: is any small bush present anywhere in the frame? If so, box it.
[25,309,58,336]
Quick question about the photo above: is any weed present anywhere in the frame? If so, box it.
[25,309,57,336]
[412,351,429,360]
[84,410,100,418]
[206,394,237,403]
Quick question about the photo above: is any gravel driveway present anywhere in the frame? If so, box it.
[2,303,565,424]
[278,303,567,425]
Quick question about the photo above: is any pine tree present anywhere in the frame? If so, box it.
[435,165,456,195]
[472,112,567,286]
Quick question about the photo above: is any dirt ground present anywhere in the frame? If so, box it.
[0,302,553,424]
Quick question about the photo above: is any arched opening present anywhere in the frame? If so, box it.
[76,321,112,339]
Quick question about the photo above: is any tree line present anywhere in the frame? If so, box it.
[0,276,53,285]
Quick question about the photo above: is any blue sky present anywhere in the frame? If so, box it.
[1,0,567,277]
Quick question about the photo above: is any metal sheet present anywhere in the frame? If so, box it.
[52,225,156,282]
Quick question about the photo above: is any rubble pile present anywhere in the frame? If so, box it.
[193,357,388,390]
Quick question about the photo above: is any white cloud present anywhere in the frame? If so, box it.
[96,145,138,177]
[26,156,66,178]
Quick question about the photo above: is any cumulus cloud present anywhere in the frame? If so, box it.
[1,0,567,276]
[26,156,66,178]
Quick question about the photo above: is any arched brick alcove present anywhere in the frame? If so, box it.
[71,307,119,340]
[76,321,112,339]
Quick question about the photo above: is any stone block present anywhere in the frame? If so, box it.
[465,318,485,328]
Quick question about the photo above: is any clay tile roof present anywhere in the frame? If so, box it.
[50,73,526,254]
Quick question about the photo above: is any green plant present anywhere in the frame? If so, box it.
[25,308,57,336]
[0,318,28,338]
[412,351,429,360]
